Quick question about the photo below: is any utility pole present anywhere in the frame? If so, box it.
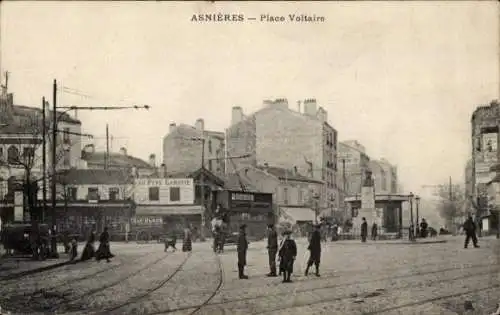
[200,137,206,241]
[51,79,59,258]
[42,97,47,223]
[342,158,347,217]
[105,124,109,169]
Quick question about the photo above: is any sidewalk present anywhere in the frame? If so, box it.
[0,245,73,281]
[292,237,448,246]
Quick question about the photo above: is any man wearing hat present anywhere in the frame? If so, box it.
[278,229,297,283]
[237,224,249,279]
[305,224,321,277]
[266,224,278,277]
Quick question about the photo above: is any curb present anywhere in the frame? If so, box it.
[0,259,75,281]
[325,240,448,246]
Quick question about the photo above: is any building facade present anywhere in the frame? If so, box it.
[471,100,500,217]
[226,98,338,210]
[369,158,398,194]
[337,140,371,196]
[231,164,324,235]
[163,119,225,178]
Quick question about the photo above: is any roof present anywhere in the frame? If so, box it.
[256,165,323,184]
[14,105,81,124]
[166,167,226,187]
[82,151,153,169]
[166,124,224,140]
[54,168,134,185]
[280,207,316,223]
[224,173,260,192]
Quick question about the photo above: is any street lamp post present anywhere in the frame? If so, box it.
[409,192,414,241]
[313,193,320,224]
[415,195,420,238]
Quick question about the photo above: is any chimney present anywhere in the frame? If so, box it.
[195,118,204,131]
[304,99,317,117]
[273,98,288,109]
[169,122,176,133]
[231,106,244,125]
[149,154,156,167]
[119,147,127,156]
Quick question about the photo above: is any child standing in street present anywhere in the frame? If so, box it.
[278,230,297,283]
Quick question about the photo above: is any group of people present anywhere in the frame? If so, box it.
[163,227,193,253]
[79,226,114,262]
[236,223,323,283]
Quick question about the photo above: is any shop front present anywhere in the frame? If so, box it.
[214,190,273,240]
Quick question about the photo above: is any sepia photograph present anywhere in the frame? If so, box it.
[0,1,499,314]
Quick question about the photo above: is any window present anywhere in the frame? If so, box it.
[63,127,70,144]
[283,187,289,205]
[22,147,34,162]
[0,147,3,161]
[7,146,19,164]
[208,140,212,154]
[88,187,99,201]
[109,187,119,201]
[67,187,77,201]
[149,187,160,201]
[208,160,213,171]
[298,189,303,204]
[63,151,71,167]
[169,187,180,202]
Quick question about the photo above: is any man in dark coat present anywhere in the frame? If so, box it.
[463,215,480,249]
[305,224,321,277]
[96,227,113,262]
[266,224,278,277]
[361,217,368,242]
[420,218,428,238]
[371,222,378,241]
[278,230,297,283]
[237,224,248,279]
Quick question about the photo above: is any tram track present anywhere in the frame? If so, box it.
[49,252,171,313]
[131,261,498,315]
[92,252,193,315]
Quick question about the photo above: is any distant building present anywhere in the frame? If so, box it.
[369,158,398,194]
[226,98,339,211]
[80,144,156,178]
[163,119,225,178]
[337,140,371,196]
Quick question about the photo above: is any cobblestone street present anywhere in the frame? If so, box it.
[0,238,498,315]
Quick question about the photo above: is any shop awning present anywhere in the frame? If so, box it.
[280,207,315,223]
[135,205,204,216]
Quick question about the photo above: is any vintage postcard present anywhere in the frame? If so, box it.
[0,1,499,315]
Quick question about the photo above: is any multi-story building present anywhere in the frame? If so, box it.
[226,98,339,210]
[369,158,398,194]
[337,140,371,196]
[163,119,225,178]
[471,100,500,216]
[0,92,82,222]
[229,163,324,234]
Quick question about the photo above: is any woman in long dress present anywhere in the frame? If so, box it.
[96,227,114,262]
[81,231,96,261]
[182,226,192,252]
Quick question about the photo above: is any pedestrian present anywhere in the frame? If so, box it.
[331,223,339,241]
[305,224,322,277]
[463,215,480,249]
[81,230,96,261]
[69,237,78,261]
[278,229,297,283]
[96,227,113,263]
[182,226,192,252]
[420,218,428,238]
[371,222,378,241]
[361,217,368,242]
[237,224,249,279]
[164,230,177,252]
[266,224,278,277]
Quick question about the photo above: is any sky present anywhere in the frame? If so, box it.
[1,1,498,196]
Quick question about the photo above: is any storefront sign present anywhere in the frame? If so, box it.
[231,193,255,201]
[135,178,193,186]
[131,216,163,225]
